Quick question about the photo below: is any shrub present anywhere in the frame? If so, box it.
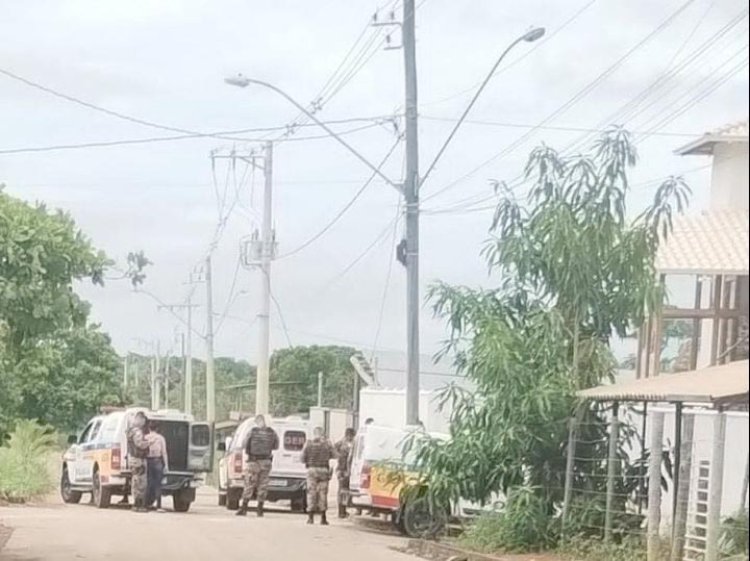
[559,534,670,561]
[0,419,57,502]
[459,486,557,553]
[719,510,749,561]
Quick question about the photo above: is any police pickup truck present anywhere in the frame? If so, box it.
[61,408,212,512]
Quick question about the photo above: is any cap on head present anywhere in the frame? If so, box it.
[364,418,374,426]
[345,428,356,439]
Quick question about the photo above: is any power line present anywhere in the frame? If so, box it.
[421,0,699,204]
[0,120,389,156]
[275,136,403,260]
[420,116,702,137]
[419,0,601,108]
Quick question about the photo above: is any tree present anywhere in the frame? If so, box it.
[413,128,689,508]
[269,345,358,416]
[0,188,148,436]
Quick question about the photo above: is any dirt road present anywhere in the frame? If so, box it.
[0,489,411,561]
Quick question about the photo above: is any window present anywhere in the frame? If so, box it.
[98,414,122,444]
[191,424,211,447]
[283,431,306,451]
[78,422,94,444]
[88,420,103,443]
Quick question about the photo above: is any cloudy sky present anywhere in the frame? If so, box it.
[1,0,748,365]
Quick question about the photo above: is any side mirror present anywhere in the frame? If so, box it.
[217,442,226,452]
[67,434,78,445]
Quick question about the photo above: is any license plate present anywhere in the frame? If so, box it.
[268,479,287,487]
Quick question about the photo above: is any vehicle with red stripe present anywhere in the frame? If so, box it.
[61,407,212,512]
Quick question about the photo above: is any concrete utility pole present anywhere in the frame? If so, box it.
[123,353,129,390]
[256,141,274,416]
[158,300,198,414]
[205,255,216,423]
[402,0,420,426]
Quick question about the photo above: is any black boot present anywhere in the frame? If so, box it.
[320,511,329,526]
[307,512,315,525]
[236,500,248,516]
[338,504,348,519]
[257,501,264,517]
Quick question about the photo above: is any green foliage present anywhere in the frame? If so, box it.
[0,420,57,502]
[719,510,749,560]
[0,189,147,437]
[459,486,558,553]
[413,129,689,531]
[13,326,123,433]
[269,345,358,416]
[558,535,668,561]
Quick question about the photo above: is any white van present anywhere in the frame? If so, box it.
[218,416,310,512]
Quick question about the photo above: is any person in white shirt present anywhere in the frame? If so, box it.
[145,421,168,511]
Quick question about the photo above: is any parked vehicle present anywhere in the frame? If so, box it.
[61,408,213,512]
[349,423,497,537]
[217,416,311,512]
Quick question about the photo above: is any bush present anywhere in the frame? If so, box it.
[459,486,557,553]
[559,535,669,561]
[0,420,57,502]
[719,510,749,561]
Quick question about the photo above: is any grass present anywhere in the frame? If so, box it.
[0,420,57,503]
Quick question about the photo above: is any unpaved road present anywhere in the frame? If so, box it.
[0,489,411,561]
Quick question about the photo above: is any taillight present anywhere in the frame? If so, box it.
[233,452,243,474]
[111,446,121,471]
[360,462,372,490]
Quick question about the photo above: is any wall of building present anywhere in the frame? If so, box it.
[711,142,749,210]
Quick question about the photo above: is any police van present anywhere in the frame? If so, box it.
[61,407,213,512]
[217,416,310,512]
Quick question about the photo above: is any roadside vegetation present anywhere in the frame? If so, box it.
[0,420,57,503]
[413,128,691,557]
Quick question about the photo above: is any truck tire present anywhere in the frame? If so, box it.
[173,489,192,513]
[226,489,241,511]
[92,468,111,509]
[60,466,82,504]
[402,496,447,539]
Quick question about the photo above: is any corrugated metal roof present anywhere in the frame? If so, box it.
[578,360,749,405]
[676,118,749,155]
[655,209,749,275]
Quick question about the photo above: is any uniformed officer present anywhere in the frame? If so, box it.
[236,414,279,517]
[126,411,150,513]
[302,426,335,525]
[334,428,355,518]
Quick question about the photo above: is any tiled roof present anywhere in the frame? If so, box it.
[655,210,749,275]
[676,118,749,155]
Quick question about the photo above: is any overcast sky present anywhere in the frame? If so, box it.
[1,0,748,365]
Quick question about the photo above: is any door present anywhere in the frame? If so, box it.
[80,419,102,483]
[349,433,366,493]
[188,422,213,472]
[72,421,95,483]
[274,429,306,477]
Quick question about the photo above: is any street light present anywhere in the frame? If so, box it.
[224,75,399,191]
[420,26,546,187]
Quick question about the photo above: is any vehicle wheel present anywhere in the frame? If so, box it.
[290,496,306,513]
[60,466,82,504]
[226,489,241,511]
[173,490,192,513]
[218,493,227,507]
[92,468,111,509]
[402,496,447,539]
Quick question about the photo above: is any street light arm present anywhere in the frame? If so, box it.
[225,76,400,190]
[419,29,544,189]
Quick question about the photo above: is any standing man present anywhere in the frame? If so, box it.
[146,420,169,511]
[236,414,278,517]
[302,426,335,525]
[334,428,355,519]
[126,411,150,513]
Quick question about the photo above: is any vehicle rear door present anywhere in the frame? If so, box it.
[275,428,307,475]
[188,422,213,472]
